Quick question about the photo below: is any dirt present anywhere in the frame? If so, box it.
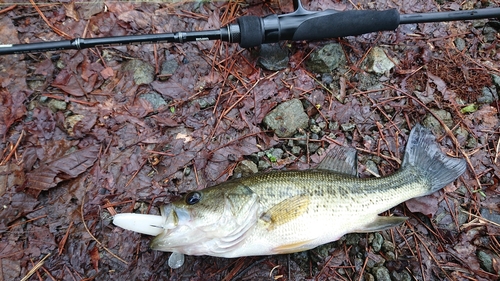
[0,0,499,280]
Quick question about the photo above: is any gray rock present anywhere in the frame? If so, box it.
[258,160,271,170]
[195,96,216,109]
[263,99,309,137]
[483,26,497,42]
[364,273,375,281]
[363,47,396,75]
[422,109,453,135]
[123,59,155,85]
[481,208,500,225]
[478,87,497,104]
[160,59,179,81]
[341,123,356,132]
[492,74,500,89]
[365,160,380,177]
[257,43,289,71]
[372,266,391,281]
[307,43,347,73]
[310,124,321,134]
[291,146,301,155]
[308,142,321,153]
[140,92,168,110]
[372,233,384,252]
[268,148,284,161]
[233,160,258,178]
[454,37,466,51]
[391,270,412,281]
[382,240,395,252]
[477,250,494,273]
[47,99,67,112]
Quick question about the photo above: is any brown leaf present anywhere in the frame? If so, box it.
[63,1,79,21]
[100,67,114,79]
[89,246,100,271]
[52,69,86,97]
[405,193,440,217]
[0,90,27,140]
[25,145,100,196]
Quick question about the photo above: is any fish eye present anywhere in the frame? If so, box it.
[185,191,201,205]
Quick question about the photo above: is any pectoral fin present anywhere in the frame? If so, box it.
[355,216,408,233]
[260,195,310,230]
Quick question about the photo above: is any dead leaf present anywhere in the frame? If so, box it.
[63,2,80,21]
[24,145,100,197]
[100,67,114,79]
[405,193,440,217]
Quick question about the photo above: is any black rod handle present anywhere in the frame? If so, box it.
[237,9,400,48]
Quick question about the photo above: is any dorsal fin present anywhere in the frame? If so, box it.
[316,145,358,177]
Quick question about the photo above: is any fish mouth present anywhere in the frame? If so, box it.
[160,204,191,229]
[112,204,191,237]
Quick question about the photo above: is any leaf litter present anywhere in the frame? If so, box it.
[0,0,500,280]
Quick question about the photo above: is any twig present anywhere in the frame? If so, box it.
[0,130,24,166]
[81,178,128,265]
[462,210,500,228]
[0,4,16,15]
[58,221,74,256]
[20,253,51,281]
[28,0,72,39]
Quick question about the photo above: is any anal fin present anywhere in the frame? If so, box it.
[273,239,314,254]
[354,216,408,233]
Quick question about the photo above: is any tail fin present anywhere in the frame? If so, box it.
[402,124,466,195]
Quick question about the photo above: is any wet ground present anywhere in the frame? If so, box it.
[0,0,499,280]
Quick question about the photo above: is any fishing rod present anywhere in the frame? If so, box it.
[1,0,499,55]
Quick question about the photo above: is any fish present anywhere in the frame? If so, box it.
[113,124,466,268]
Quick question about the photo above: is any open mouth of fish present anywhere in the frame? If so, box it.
[113,204,188,236]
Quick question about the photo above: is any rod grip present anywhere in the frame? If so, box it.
[237,16,264,48]
[293,9,400,41]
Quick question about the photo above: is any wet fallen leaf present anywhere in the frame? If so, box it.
[24,145,100,196]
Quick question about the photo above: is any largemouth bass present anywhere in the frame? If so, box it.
[113,124,466,268]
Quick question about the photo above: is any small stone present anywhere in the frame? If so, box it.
[422,109,453,135]
[364,273,375,281]
[454,38,466,51]
[310,124,321,134]
[308,142,321,153]
[233,160,258,178]
[345,233,360,246]
[64,114,85,136]
[269,148,284,160]
[160,59,179,81]
[47,99,67,112]
[258,160,271,170]
[195,96,216,109]
[478,87,497,104]
[257,43,289,71]
[123,59,155,85]
[391,270,412,281]
[382,240,395,252]
[183,167,191,176]
[341,123,356,132]
[291,146,301,155]
[372,233,384,252]
[307,43,347,73]
[372,266,391,281]
[477,250,494,273]
[140,92,167,110]
[364,160,380,177]
[263,99,309,137]
[363,47,396,75]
